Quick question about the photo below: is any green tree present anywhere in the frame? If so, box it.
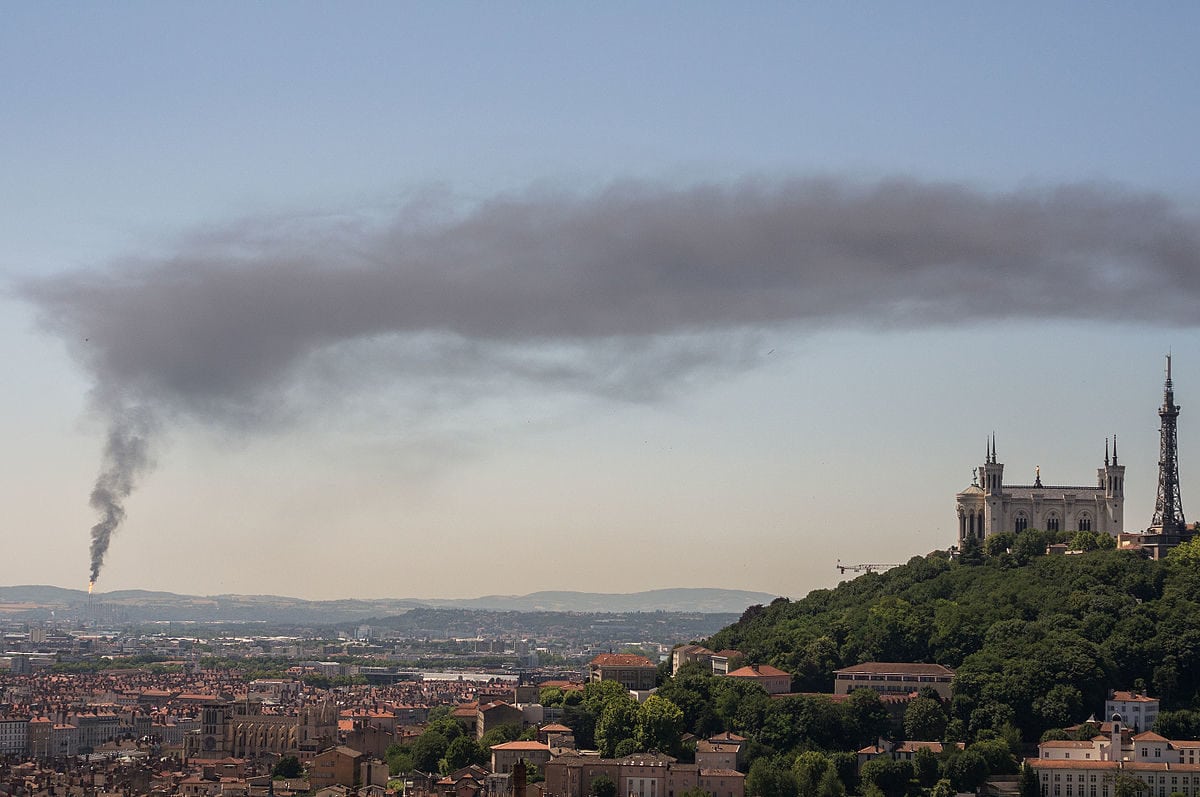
[1020,765,1040,797]
[443,735,483,771]
[842,690,891,748]
[930,779,955,797]
[411,730,449,773]
[596,699,639,757]
[858,758,912,797]
[747,757,799,797]
[273,756,302,779]
[636,695,685,754]
[793,751,833,796]
[947,748,989,792]
[590,774,617,797]
[903,697,948,741]
[480,724,522,749]
[912,747,939,788]
[614,738,639,758]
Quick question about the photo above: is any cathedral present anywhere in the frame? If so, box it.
[955,435,1125,546]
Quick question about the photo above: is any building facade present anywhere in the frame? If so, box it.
[588,654,658,691]
[833,662,955,699]
[956,437,1125,546]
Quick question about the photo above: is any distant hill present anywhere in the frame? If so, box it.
[423,588,779,613]
[0,585,776,622]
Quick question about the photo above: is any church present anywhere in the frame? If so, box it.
[955,436,1125,546]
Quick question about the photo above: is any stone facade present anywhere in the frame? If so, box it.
[956,438,1124,547]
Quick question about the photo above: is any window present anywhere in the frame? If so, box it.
[1079,516,1092,531]
[1047,516,1060,532]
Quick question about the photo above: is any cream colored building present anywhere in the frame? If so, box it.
[1030,728,1200,797]
[957,438,1124,547]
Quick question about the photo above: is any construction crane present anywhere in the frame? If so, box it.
[836,560,902,575]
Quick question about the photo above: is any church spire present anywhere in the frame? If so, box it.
[1106,437,1110,467]
[1113,434,1118,466]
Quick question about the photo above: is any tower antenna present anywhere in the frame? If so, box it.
[1150,354,1186,534]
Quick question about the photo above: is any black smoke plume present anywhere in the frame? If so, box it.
[87,404,154,586]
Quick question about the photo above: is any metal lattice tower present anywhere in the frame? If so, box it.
[1151,354,1186,532]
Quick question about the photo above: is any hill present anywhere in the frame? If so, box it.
[0,585,773,622]
[701,532,1200,743]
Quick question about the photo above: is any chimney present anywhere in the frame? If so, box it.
[513,760,527,797]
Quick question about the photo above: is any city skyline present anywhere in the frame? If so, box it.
[3,4,1199,599]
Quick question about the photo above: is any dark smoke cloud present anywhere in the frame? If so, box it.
[15,175,1200,581]
[87,404,154,585]
[21,176,1200,421]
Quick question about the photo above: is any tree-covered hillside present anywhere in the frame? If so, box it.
[704,531,1200,743]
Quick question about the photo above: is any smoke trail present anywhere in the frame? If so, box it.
[87,405,154,587]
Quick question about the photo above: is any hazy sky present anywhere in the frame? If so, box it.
[3,3,1200,600]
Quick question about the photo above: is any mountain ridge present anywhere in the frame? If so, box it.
[0,584,778,621]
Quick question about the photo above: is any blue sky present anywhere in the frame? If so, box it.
[2,4,1199,599]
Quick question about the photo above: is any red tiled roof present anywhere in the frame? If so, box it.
[591,653,656,668]
[1111,692,1158,703]
[727,664,790,678]
[1132,731,1169,742]
[490,741,551,751]
[834,662,955,676]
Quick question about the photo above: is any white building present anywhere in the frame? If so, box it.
[0,716,29,755]
[1106,691,1160,734]
[957,437,1124,547]
[1029,726,1200,797]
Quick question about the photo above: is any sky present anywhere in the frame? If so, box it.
[3,3,1200,601]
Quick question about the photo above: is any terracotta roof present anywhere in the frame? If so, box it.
[1026,760,1120,770]
[699,769,744,778]
[709,732,746,742]
[591,653,657,668]
[1132,731,1169,742]
[726,664,790,678]
[834,662,955,676]
[540,723,572,732]
[1040,741,1098,748]
[490,741,551,751]
[1111,692,1158,703]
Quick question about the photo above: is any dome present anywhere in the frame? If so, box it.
[958,484,984,496]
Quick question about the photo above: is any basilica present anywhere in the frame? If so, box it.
[955,436,1125,545]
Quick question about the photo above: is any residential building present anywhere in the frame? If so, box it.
[833,662,955,699]
[589,654,658,691]
[726,664,791,695]
[490,740,552,775]
[1106,691,1160,733]
[857,741,962,771]
[309,746,363,791]
[544,752,744,797]
[477,701,525,740]
[672,645,714,675]
[696,732,745,772]
[0,715,29,755]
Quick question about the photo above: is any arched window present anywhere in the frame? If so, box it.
[1078,515,1092,532]
[1015,515,1028,533]
[1047,515,1060,532]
